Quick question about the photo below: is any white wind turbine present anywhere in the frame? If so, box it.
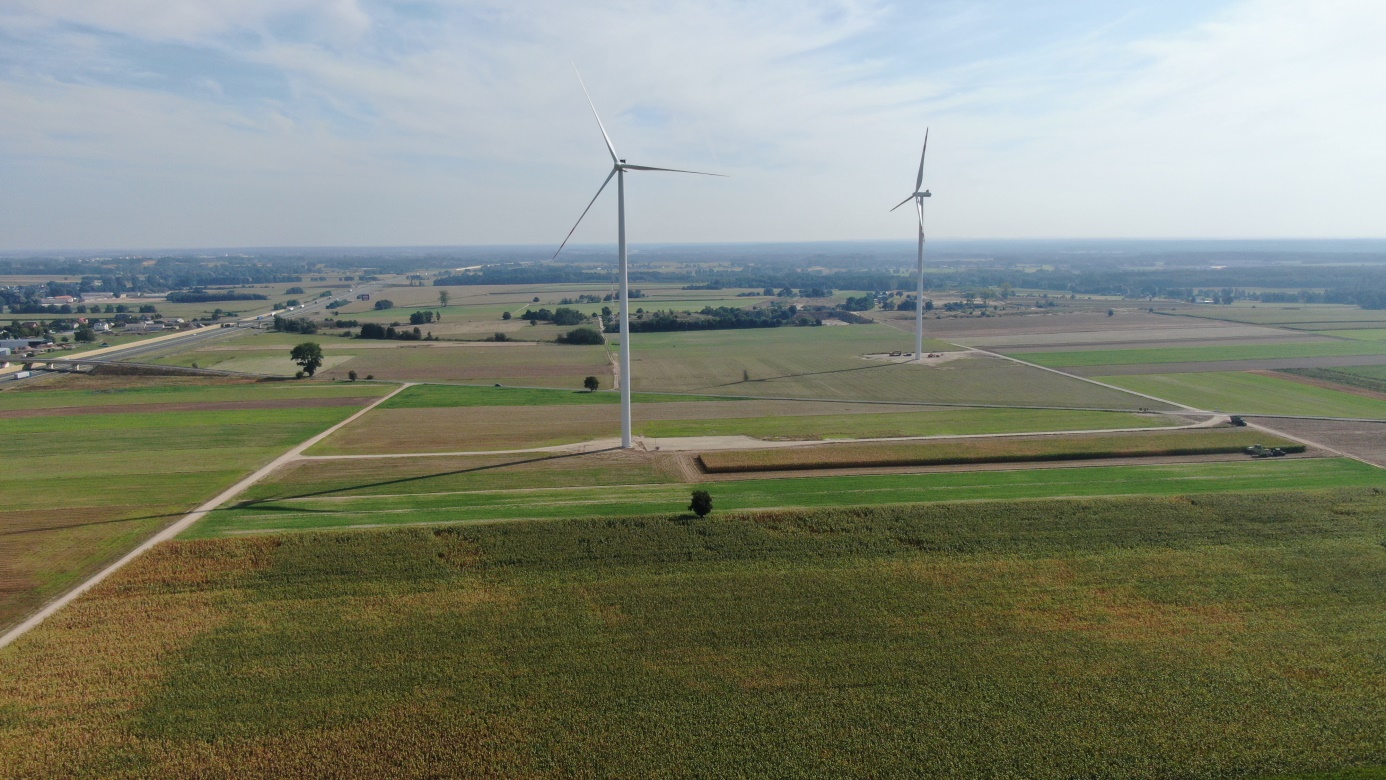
[890,129,931,361]
[553,70,723,449]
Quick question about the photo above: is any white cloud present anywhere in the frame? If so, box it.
[0,0,1383,249]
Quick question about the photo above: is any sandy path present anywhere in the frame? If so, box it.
[0,383,413,651]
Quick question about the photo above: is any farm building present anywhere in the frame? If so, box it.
[0,338,53,351]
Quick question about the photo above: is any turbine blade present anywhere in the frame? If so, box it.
[889,194,914,212]
[622,164,726,176]
[916,198,925,232]
[573,65,618,165]
[553,168,617,260]
[915,128,929,191]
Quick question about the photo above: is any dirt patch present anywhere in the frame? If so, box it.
[861,351,978,365]
[1249,417,1386,467]
[0,395,378,419]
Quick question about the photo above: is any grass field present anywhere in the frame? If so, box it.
[1321,329,1386,341]
[698,428,1299,472]
[1096,372,1386,417]
[0,376,390,410]
[623,326,1163,408]
[188,458,1384,537]
[1016,340,1386,368]
[1171,304,1386,328]
[150,330,614,387]
[310,394,1181,454]
[0,376,384,632]
[5,489,1386,778]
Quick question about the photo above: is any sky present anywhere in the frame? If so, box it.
[1,0,1383,251]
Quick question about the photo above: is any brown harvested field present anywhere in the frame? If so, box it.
[308,404,621,453]
[0,395,379,419]
[698,428,1302,473]
[1249,417,1386,467]
[1064,353,1386,376]
[239,449,683,502]
[948,324,1316,349]
[998,334,1337,353]
[884,310,1242,339]
[308,400,916,455]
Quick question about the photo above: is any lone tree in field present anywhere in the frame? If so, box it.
[439,290,450,308]
[290,342,324,377]
[689,490,713,518]
[584,375,600,392]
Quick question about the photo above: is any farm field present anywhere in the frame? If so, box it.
[1096,372,1386,417]
[5,489,1386,778]
[1013,340,1386,369]
[1321,329,1386,341]
[188,458,1383,537]
[698,428,1300,473]
[1169,304,1386,330]
[951,323,1328,350]
[625,325,1164,408]
[310,394,1180,454]
[148,329,614,387]
[0,375,388,632]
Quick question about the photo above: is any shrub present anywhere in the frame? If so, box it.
[556,327,604,345]
[689,490,713,517]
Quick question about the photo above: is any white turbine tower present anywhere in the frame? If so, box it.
[553,70,723,449]
[890,130,931,361]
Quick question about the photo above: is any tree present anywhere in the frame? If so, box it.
[348,369,358,381]
[689,490,712,518]
[502,311,512,320]
[290,342,324,377]
[584,375,599,392]
[439,290,450,308]
[374,299,395,310]
[556,326,604,345]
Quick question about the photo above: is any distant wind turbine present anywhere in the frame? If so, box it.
[891,130,931,361]
[553,68,724,450]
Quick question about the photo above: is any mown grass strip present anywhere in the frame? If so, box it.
[1017,340,1386,368]
[188,458,1385,537]
[1097,372,1386,417]
[698,429,1301,473]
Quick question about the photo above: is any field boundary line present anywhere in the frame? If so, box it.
[968,347,1204,411]
[0,382,414,652]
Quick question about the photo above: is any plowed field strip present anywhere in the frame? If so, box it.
[0,396,378,419]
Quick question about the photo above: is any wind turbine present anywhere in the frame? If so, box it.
[553,70,723,449]
[891,129,931,361]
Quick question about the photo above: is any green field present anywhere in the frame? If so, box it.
[624,326,1162,408]
[6,489,1386,777]
[0,376,390,410]
[1096,372,1386,417]
[0,376,383,631]
[189,458,1384,537]
[1321,329,1386,341]
[1171,304,1386,328]
[1017,340,1386,368]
